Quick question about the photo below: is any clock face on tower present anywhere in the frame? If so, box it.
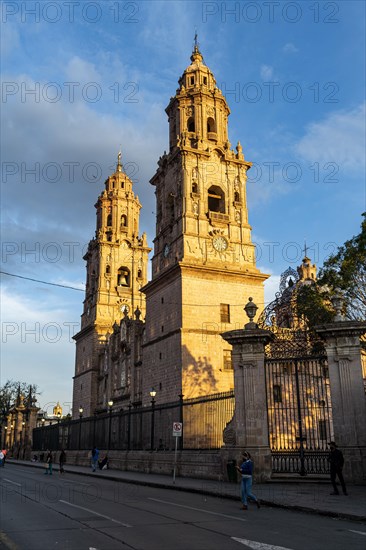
[120,304,130,314]
[212,236,228,252]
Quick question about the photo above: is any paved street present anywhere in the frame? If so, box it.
[0,463,365,550]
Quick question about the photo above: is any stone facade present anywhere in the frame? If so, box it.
[72,44,267,416]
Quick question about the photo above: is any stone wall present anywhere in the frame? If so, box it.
[30,449,244,482]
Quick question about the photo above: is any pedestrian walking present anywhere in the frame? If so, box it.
[44,450,53,475]
[91,447,99,472]
[0,451,4,467]
[327,441,348,495]
[236,451,260,510]
[59,449,66,474]
[1,449,7,467]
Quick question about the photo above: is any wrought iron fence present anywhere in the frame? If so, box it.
[32,391,235,452]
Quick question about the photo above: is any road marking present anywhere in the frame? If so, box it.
[349,530,366,536]
[148,498,247,522]
[2,479,21,487]
[62,480,92,487]
[231,539,295,550]
[58,500,131,527]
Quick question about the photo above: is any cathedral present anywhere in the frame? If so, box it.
[72,43,268,418]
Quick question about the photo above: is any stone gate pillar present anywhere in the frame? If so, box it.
[221,298,274,481]
[316,320,366,483]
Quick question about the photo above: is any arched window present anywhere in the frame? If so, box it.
[117,267,130,287]
[137,269,142,279]
[187,117,195,132]
[208,185,225,213]
[207,117,216,134]
[106,265,111,275]
[234,191,240,202]
[121,214,127,227]
[106,214,112,227]
[192,182,198,194]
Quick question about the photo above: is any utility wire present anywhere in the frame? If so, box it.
[0,271,85,292]
[0,270,272,307]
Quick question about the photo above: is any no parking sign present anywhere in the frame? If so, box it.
[172,422,182,437]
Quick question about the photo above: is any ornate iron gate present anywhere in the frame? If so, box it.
[265,332,334,475]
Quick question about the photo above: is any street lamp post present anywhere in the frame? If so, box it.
[178,393,184,451]
[107,400,113,451]
[127,402,132,450]
[57,411,61,451]
[41,418,45,451]
[93,411,97,448]
[78,406,83,450]
[21,421,25,458]
[150,388,156,451]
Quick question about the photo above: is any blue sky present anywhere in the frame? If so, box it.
[1,0,365,415]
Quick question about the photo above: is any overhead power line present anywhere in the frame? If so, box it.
[0,270,271,307]
[0,271,85,292]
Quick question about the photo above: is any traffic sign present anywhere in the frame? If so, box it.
[173,422,182,437]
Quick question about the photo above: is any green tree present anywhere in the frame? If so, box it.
[319,213,366,321]
[0,381,40,421]
[296,283,334,328]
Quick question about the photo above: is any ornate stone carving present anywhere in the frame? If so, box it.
[223,424,236,446]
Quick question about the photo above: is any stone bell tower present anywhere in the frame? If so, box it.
[72,153,151,417]
[142,41,268,403]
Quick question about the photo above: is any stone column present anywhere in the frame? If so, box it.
[221,299,274,481]
[316,321,366,483]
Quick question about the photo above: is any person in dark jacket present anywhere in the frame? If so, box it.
[59,449,66,474]
[236,451,260,510]
[98,454,109,470]
[327,442,348,495]
[91,447,99,472]
[44,450,53,475]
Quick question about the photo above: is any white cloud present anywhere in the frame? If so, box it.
[283,43,298,54]
[260,64,274,80]
[295,103,366,172]
[64,56,102,84]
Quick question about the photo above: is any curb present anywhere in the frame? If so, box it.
[6,460,365,523]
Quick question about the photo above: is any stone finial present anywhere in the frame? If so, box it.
[331,288,345,322]
[117,150,122,172]
[134,306,141,320]
[244,297,258,329]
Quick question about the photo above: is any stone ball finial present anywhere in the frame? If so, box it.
[134,307,141,320]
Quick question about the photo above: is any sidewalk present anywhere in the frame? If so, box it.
[5,459,366,522]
